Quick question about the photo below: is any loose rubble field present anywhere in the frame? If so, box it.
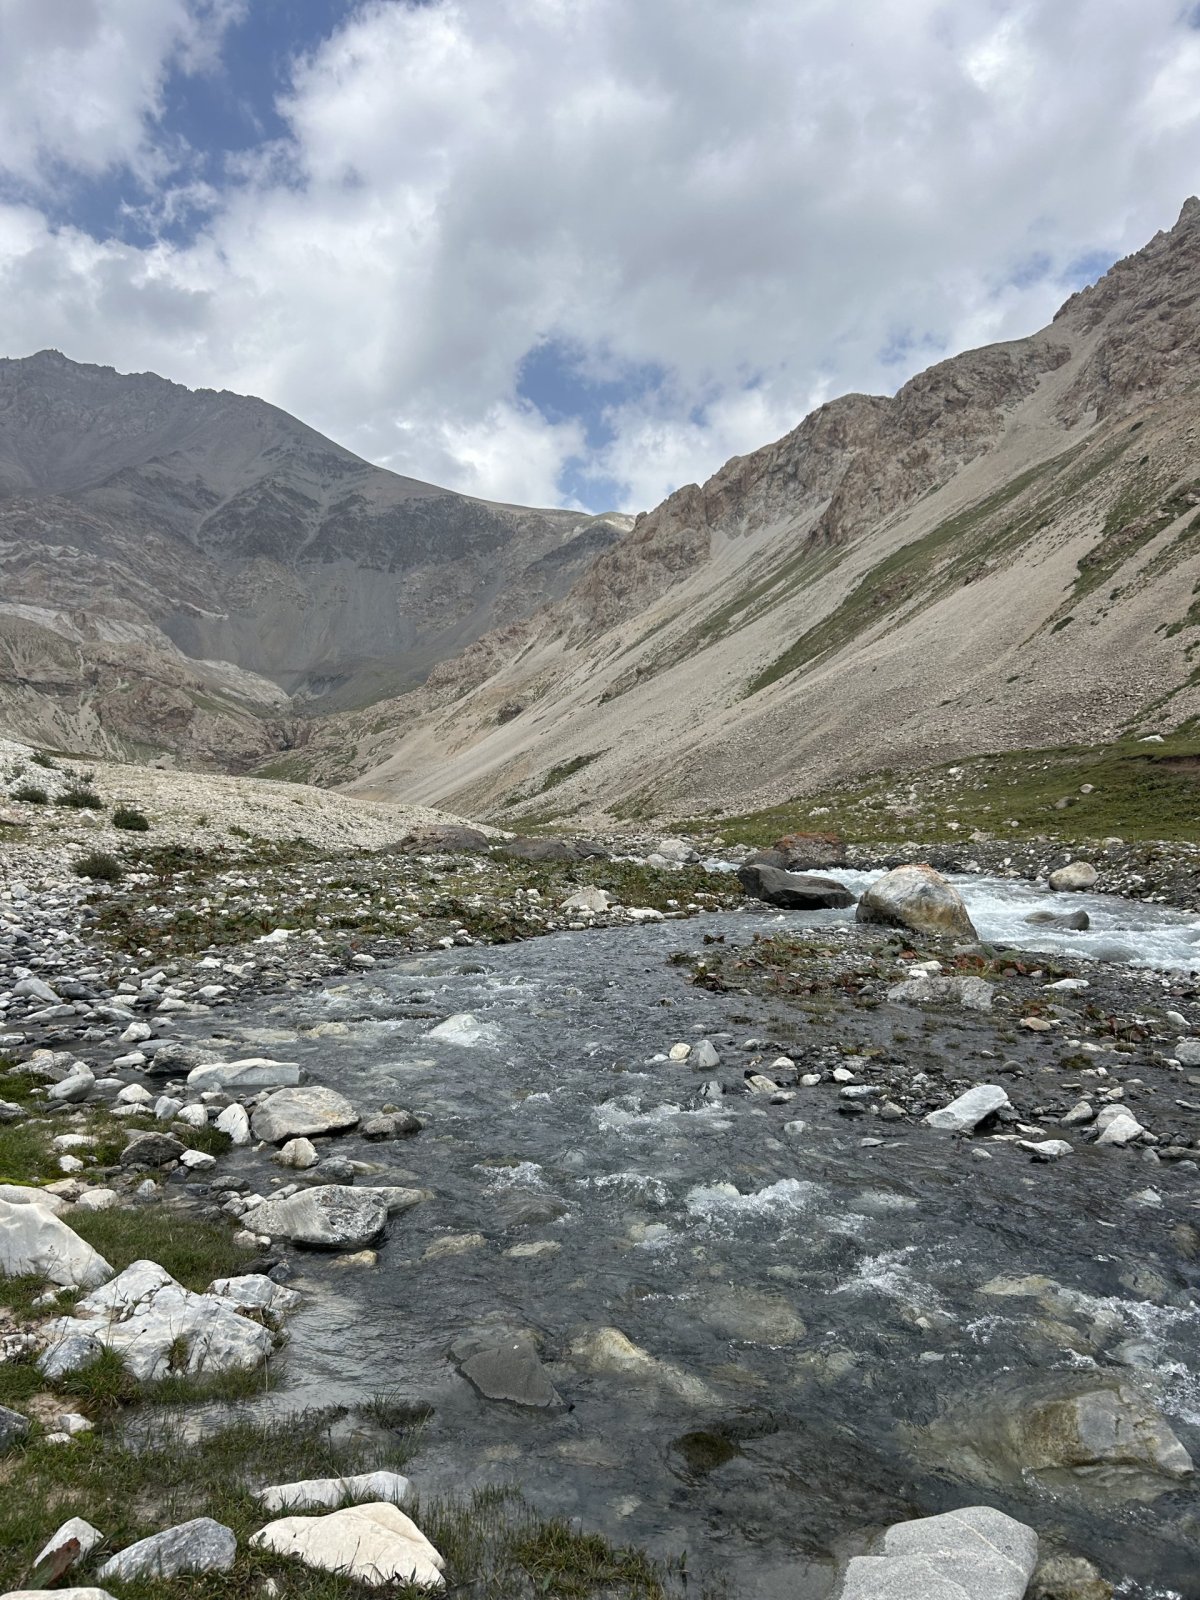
[1,742,1198,1599]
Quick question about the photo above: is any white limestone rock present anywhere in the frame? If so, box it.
[251,1502,444,1588]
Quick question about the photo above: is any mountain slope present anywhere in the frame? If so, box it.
[0,351,628,762]
[328,199,1200,821]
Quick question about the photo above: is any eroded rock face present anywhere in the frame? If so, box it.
[736,863,855,909]
[856,865,977,940]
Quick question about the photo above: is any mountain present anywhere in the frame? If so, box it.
[0,351,629,765]
[312,199,1200,821]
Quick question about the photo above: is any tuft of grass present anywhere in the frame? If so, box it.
[11,783,47,804]
[112,805,150,831]
[73,850,123,882]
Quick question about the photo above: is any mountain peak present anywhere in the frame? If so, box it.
[1177,195,1200,229]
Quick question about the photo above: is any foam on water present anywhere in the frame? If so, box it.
[684,1177,824,1226]
[595,1095,732,1134]
[833,1246,949,1314]
[582,1172,671,1207]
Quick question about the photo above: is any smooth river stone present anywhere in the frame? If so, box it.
[251,1086,360,1143]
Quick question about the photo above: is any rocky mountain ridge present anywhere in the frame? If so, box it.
[324,198,1200,822]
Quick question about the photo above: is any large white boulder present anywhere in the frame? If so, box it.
[39,1260,276,1381]
[251,1086,359,1143]
[0,1199,112,1288]
[924,1085,1010,1134]
[188,1058,301,1092]
[1048,861,1098,892]
[838,1506,1037,1600]
[0,1183,69,1215]
[251,1502,445,1588]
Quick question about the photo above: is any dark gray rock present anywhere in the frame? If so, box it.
[361,1110,423,1141]
[0,1403,30,1452]
[451,1328,561,1407]
[737,863,855,909]
[119,1132,186,1167]
[501,836,610,863]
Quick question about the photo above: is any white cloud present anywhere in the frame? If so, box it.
[0,0,1197,510]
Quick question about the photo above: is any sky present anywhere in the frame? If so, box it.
[1,2,1198,513]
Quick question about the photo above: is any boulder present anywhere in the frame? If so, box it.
[1025,909,1091,931]
[856,865,977,940]
[41,1260,276,1381]
[119,1132,185,1167]
[396,824,492,855]
[924,1084,1010,1133]
[361,1110,423,1141]
[1014,1384,1192,1483]
[33,1516,104,1573]
[251,1086,359,1143]
[207,1274,301,1323]
[0,1199,112,1288]
[250,1185,388,1249]
[652,837,699,864]
[737,863,855,909]
[0,1182,69,1215]
[888,976,994,1011]
[251,1502,445,1588]
[839,1505,1037,1600]
[501,835,608,863]
[276,1137,319,1169]
[451,1327,561,1407]
[1048,861,1098,892]
[1029,1554,1113,1600]
[215,1103,251,1144]
[187,1058,301,1091]
[559,886,612,914]
[257,1470,413,1513]
[97,1517,236,1581]
[771,831,846,869]
[1174,1039,1200,1067]
[426,1013,499,1047]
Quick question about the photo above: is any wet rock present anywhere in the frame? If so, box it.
[251,1086,359,1143]
[736,863,855,909]
[1030,1553,1113,1600]
[250,1185,388,1249]
[1021,1140,1073,1161]
[426,1012,498,1047]
[1049,862,1098,892]
[0,1402,30,1451]
[251,1503,445,1588]
[924,1084,1010,1133]
[257,1471,413,1513]
[187,1058,301,1091]
[207,1274,300,1323]
[0,1199,112,1288]
[570,1326,714,1405]
[887,975,994,1011]
[120,1132,185,1167]
[1015,1384,1193,1486]
[215,1103,251,1144]
[97,1517,236,1581]
[839,1506,1038,1600]
[496,1193,567,1229]
[856,865,977,940]
[276,1137,319,1169]
[1094,1113,1144,1146]
[1026,909,1091,931]
[1174,1039,1200,1067]
[423,1232,484,1260]
[361,1110,423,1140]
[451,1327,561,1407]
[691,1039,721,1070]
[698,1287,806,1343]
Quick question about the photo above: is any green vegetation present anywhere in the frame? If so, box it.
[683,729,1200,846]
[73,850,123,881]
[57,783,104,810]
[11,783,48,804]
[29,750,57,769]
[0,1408,698,1599]
[112,805,150,831]
[517,749,607,803]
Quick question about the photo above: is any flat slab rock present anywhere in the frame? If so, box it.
[250,1185,390,1248]
[257,1470,412,1513]
[451,1327,561,1407]
[251,1502,445,1588]
[925,1084,1010,1133]
[838,1506,1038,1600]
[251,1085,360,1143]
[98,1516,236,1581]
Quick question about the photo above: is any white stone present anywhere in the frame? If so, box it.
[250,1185,388,1248]
[1019,1140,1073,1161]
[4,1591,117,1600]
[668,1042,691,1061]
[187,1058,302,1091]
[1048,861,1098,891]
[0,1199,111,1288]
[98,1517,236,1581]
[425,1012,498,1047]
[74,1188,119,1211]
[115,1083,152,1105]
[0,1182,69,1215]
[207,1274,301,1321]
[251,1086,359,1143]
[154,1095,183,1120]
[46,1068,95,1105]
[33,1516,104,1571]
[1096,1113,1145,1146]
[251,1502,444,1588]
[256,1470,412,1513]
[175,1104,209,1128]
[559,887,611,914]
[180,1149,216,1170]
[924,1085,1010,1134]
[215,1103,251,1144]
[276,1137,319,1169]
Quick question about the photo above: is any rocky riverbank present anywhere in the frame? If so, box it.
[2,746,1199,1598]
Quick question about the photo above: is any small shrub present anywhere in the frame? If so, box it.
[229,823,251,838]
[73,850,123,882]
[112,805,149,831]
[29,751,56,769]
[56,785,103,810]
[11,784,47,805]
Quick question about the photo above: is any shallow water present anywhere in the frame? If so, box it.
[192,896,1200,1598]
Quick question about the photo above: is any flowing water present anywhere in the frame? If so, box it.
[187,879,1200,1598]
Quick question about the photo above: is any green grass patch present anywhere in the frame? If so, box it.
[67,1206,253,1292]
